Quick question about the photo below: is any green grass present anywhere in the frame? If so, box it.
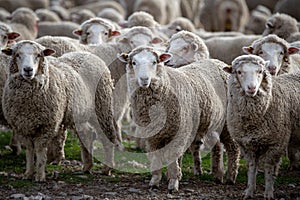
[0,130,299,189]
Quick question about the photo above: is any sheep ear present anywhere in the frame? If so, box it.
[223,65,233,74]
[109,30,121,37]
[159,53,172,63]
[118,53,129,63]
[175,25,182,31]
[288,47,299,55]
[73,29,82,36]
[242,46,253,54]
[43,49,55,56]
[265,21,274,29]
[7,32,20,40]
[1,48,13,56]
[151,37,163,44]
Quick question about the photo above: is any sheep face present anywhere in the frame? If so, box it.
[119,48,172,88]
[119,33,162,49]
[166,38,197,68]
[227,56,270,97]
[2,41,55,80]
[218,0,240,31]
[0,30,20,49]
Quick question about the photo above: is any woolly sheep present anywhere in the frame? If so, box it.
[133,0,167,24]
[205,35,261,64]
[7,7,39,41]
[161,17,196,38]
[70,9,96,25]
[196,30,244,40]
[97,8,124,23]
[286,32,300,43]
[165,30,209,68]
[262,13,299,40]
[0,8,10,22]
[49,5,70,21]
[274,0,300,21]
[0,22,20,48]
[180,0,204,28]
[118,46,240,191]
[200,0,249,32]
[2,40,121,181]
[224,54,300,199]
[37,21,80,39]
[244,5,272,35]
[35,8,61,22]
[0,0,49,12]
[242,34,300,76]
[73,17,120,45]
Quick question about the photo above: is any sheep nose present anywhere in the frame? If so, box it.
[248,85,256,93]
[24,67,33,73]
[268,66,276,75]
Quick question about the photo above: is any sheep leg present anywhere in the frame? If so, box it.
[24,138,34,180]
[78,133,94,173]
[244,156,257,198]
[9,132,22,155]
[288,147,297,171]
[47,127,67,164]
[264,163,275,199]
[211,141,224,184]
[220,127,240,184]
[34,138,48,182]
[189,140,203,176]
[148,152,163,189]
[149,169,162,189]
[100,136,115,176]
[166,158,182,193]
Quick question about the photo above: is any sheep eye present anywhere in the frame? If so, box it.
[258,69,262,74]
[3,35,7,40]
[280,51,284,55]
[104,32,108,36]
[258,50,263,55]
[237,70,242,75]
[86,32,90,35]
[132,61,136,66]
[152,61,157,65]
[15,53,20,58]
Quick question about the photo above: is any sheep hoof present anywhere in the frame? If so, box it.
[149,185,159,191]
[214,177,223,184]
[23,173,34,180]
[264,190,274,200]
[243,188,254,199]
[225,179,235,185]
[34,176,46,183]
[100,166,112,176]
[168,178,179,193]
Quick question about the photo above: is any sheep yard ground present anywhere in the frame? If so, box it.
[1,130,300,199]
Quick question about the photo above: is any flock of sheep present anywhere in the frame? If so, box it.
[0,0,300,199]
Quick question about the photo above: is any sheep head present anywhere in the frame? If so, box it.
[118,46,172,88]
[243,34,299,76]
[165,31,209,68]
[224,55,270,97]
[2,40,55,80]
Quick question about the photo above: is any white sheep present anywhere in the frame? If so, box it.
[180,0,204,28]
[7,7,39,41]
[205,35,261,64]
[244,5,272,35]
[72,17,120,45]
[165,30,209,68]
[160,17,196,38]
[37,21,80,39]
[242,34,300,76]
[35,8,61,22]
[97,8,125,24]
[224,54,300,199]
[2,40,121,181]
[262,13,299,40]
[0,0,49,12]
[118,46,240,192]
[70,9,96,24]
[0,22,20,48]
[49,5,70,21]
[200,0,249,32]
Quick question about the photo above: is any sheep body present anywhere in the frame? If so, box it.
[226,54,300,198]
[37,21,80,39]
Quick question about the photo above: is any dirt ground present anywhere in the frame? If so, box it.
[1,169,300,200]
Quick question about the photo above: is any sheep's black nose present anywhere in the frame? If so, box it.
[24,67,33,73]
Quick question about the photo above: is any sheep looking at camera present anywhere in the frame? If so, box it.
[224,54,300,199]
[118,46,240,192]
[2,40,121,181]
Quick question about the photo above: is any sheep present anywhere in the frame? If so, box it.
[180,0,204,28]
[199,0,249,32]
[49,5,70,21]
[224,54,300,199]
[274,0,300,21]
[0,0,49,12]
[160,17,196,38]
[262,13,299,40]
[196,30,244,40]
[97,8,124,23]
[286,32,300,43]
[244,5,272,35]
[205,35,261,64]
[165,30,209,68]
[72,17,120,45]
[70,9,96,25]
[245,0,278,12]
[1,40,121,181]
[7,7,39,41]
[37,21,80,39]
[0,22,20,48]
[242,34,300,76]
[0,7,10,22]
[121,11,168,41]
[118,46,240,191]
[35,8,61,22]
